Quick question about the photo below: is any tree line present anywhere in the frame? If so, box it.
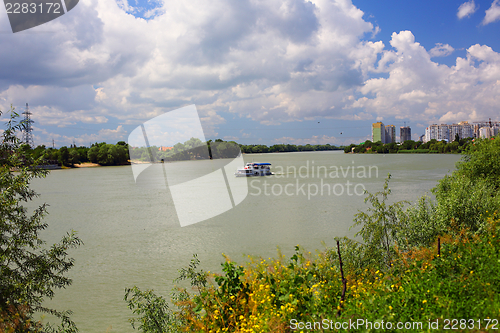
[130,139,345,162]
[24,135,477,168]
[25,139,345,167]
[239,142,343,153]
[344,136,474,154]
[25,141,130,167]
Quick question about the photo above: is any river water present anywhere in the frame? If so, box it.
[30,151,460,332]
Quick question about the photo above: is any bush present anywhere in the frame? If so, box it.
[0,107,82,332]
[397,149,429,153]
[455,137,500,189]
[125,216,500,332]
[352,174,407,268]
[433,176,500,233]
[396,195,438,251]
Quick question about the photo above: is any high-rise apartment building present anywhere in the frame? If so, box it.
[372,122,385,143]
[479,126,500,138]
[425,125,436,143]
[385,125,396,143]
[400,126,411,142]
[424,121,475,142]
[474,120,500,138]
[448,123,461,141]
[459,121,474,139]
[438,125,449,141]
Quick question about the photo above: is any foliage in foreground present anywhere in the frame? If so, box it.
[0,107,82,332]
[125,217,500,332]
[126,137,500,332]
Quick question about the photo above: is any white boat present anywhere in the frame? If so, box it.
[235,162,273,177]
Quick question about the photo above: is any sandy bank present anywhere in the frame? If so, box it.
[73,163,101,168]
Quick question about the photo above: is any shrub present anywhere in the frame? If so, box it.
[456,137,500,188]
[0,107,82,332]
[352,174,407,268]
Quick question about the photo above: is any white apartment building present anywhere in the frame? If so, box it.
[460,121,474,138]
[423,121,475,143]
[438,125,449,141]
[424,124,440,142]
[479,126,500,139]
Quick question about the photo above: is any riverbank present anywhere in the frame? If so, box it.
[73,162,101,168]
[344,137,473,154]
[132,216,499,332]
[32,153,462,332]
[125,137,500,332]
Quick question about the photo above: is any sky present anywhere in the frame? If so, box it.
[0,0,499,147]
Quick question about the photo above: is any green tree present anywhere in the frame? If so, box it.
[76,147,89,163]
[251,145,262,153]
[87,145,99,163]
[420,139,437,150]
[397,136,500,250]
[376,145,388,154]
[400,140,415,150]
[344,144,356,153]
[352,174,407,268]
[0,107,82,332]
[46,147,59,162]
[454,137,500,189]
[69,149,81,165]
[58,146,70,166]
[32,145,47,160]
[97,144,120,165]
[211,141,240,158]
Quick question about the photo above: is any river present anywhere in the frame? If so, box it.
[30,151,460,332]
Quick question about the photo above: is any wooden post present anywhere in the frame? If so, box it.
[336,240,347,317]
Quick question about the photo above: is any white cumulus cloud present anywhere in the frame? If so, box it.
[353,31,500,125]
[429,43,455,58]
[482,0,500,25]
[457,0,477,19]
[0,0,499,145]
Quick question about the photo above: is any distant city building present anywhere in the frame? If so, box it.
[385,125,396,143]
[400,126,411,142]
[425,124,437,143]
[372,122,386,143]
[479,126,500,139]
[424,121,475,143]
[458,121,474,138]
[449,123,461,141]
[438,125,449,141]
[474,119,500,138]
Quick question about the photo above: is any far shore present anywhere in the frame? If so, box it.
[73,162,101,168]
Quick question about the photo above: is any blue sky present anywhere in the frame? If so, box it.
[0,0,499,147]
[357,0,500,64]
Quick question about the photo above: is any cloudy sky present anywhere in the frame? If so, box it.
[0,0,499,146]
